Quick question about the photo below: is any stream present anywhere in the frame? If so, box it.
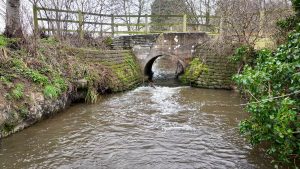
[0,56,274,169]
[0,85,273,169]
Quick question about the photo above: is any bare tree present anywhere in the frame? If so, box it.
[135,0,146,31]
[216,0,291,45]
[4,0,22,37]
[0,0,5,18]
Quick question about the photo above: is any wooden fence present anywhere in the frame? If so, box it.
[33,5,221,38]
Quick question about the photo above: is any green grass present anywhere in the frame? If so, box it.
[40,37,59,45]
[0,35,9,47]
[43,85,60,99]
[85,87,98,104]
[18,106,29,119]
[10,83,24,100]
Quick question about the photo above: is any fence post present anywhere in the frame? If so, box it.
[111,14,115,37]
[259,10,265,37]
[145,14,149,34]
[33,5,38,34]
[78,10,84,39]
[182,14,187,32]
[219,16,224,36]
[56,9,61,37]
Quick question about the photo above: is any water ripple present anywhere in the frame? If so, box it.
[0,86,274,169]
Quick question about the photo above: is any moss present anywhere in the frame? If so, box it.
[3,123,15,133]
[17,105,29,119]
[180,58,208,84]
[106,52,142,92]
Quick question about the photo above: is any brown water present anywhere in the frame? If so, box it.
[0,86,274,169]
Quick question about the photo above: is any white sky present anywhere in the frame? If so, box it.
[0,18,4,33]
[0,0,291,34]
[0,0,4,33]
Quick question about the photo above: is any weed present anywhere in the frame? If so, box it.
[18,106,29,119]
[0,35,9,47]
[53,75,68,92]
[10,83,24,100]
[25,69,49,86]
[11,58,26,70]
[85,87,98,103]
[43,85,60,99]
[0,76,13,86]
[3,123,15,133]
[40,37,59,45]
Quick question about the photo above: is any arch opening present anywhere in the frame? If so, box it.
[144,55,185,81]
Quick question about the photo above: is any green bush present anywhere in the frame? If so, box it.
[234,30,300,164]
[230,45,257,74]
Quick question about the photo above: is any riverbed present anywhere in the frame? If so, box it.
[0,85,274,169]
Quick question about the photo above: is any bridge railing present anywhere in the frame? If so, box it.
[33,5,221,38]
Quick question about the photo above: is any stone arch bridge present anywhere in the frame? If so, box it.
[112,33,209,80]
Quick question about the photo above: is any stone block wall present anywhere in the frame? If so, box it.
[193,43,236,89]
[67,48,143,91]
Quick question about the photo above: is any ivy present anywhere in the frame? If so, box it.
[234,29,300,164]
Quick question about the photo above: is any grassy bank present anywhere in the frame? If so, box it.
[0,36,142,137]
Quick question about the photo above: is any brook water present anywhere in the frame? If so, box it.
[0,84,274,169]
[0,57,274,169]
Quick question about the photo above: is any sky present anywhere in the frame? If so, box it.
[0,0,4,33]
[0,18,4,33]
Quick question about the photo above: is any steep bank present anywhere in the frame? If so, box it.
[0,38,142,138]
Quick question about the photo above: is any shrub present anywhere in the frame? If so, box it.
[234,30,300,164]
[230,45,257,74]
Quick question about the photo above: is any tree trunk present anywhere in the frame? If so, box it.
[4,0,22,38]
